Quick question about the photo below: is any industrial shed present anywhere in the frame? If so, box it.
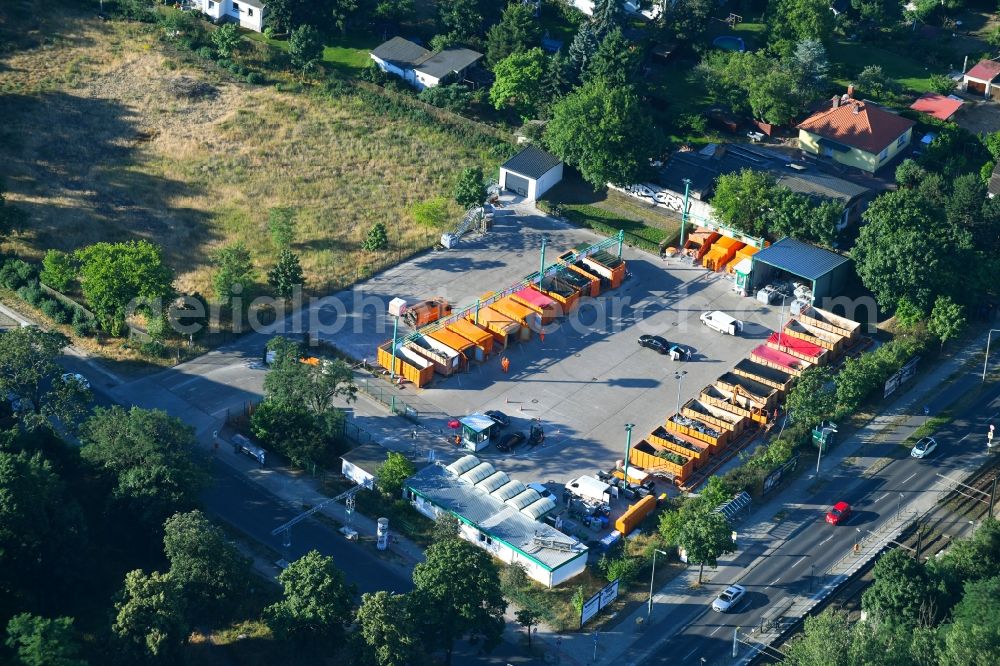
[750,238,853,304]
[499,146,563,201]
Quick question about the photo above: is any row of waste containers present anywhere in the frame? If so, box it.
[626,305,862,486]
[377,245,628,387]
[680,230,766,274]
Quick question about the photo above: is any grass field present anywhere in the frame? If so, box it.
[0,2,491,297]
[828,40,935,93]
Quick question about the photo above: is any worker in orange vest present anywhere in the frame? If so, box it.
[539,331,545,343]
[501,356,510,373]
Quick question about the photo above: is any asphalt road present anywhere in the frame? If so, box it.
[645,378,1000,666]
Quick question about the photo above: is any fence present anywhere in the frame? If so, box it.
[39,281,154,341]
[357,377,419,422]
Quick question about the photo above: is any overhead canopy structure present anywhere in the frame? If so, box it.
[750,237,853,304]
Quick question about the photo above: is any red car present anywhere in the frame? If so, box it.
[826,501,852,525]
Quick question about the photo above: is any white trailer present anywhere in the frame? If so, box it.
[701,311,743,336]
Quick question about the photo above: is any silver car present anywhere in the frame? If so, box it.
[712,584,746,612]
[911,437,937,459]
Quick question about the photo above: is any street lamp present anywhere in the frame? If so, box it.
[679,178,692,250]
[776,292,790,346]
[648,549,668,620]
[674,370,687,415]
[897,492,904,520]
[623,423,636,487]
[983,329,1000,382]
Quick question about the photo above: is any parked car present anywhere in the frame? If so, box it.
[825,501,852,525]
[638,335,670,354]
[61,372,91,390]
[701,311,743,336]
[484,410,510,428]
[911,436,938,459]
[496,432,526,452]
[712,584,746,612]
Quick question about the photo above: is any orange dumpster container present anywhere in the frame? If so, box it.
[725,245,759,274]
[447,319,493,360]
[491,296,540,340]
[767,331,828,366]
[732,360,795,393]
[630,439,695,485]
[750,345,808,377]
[665,413,729,448]
[468,306,520,349]
[615,495,656,536]
[703,237,744,271]
[428,328,475,370]
[377,342,434,388]
[649,426,712,466]
[512,287,560,324]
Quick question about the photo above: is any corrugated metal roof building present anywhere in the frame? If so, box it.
[750,237,853,303]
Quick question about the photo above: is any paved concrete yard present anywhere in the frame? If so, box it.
[327,199,788,485]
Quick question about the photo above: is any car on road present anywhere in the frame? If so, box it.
[484,410,510,428]
[61,372,91,390]
[638,335,670,354]
[910,436,938,459]
[712,584,746,612]
[825,501,852,525]
[496,432,525,452]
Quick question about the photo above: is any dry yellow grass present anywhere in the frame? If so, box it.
[0,4,488,296]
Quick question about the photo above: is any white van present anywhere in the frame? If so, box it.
[701,311,743,336]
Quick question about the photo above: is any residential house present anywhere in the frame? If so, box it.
[909,92,964,122]
[962,59,1000,100]
[198,0,266,33]
[654,143,872,231]
[796,93,915,173]
[370,37,482,91]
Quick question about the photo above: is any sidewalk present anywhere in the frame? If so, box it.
[542,329,994,666]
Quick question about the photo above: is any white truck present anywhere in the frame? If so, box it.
[701,311,743,336]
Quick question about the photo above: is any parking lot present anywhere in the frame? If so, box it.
[320,198,785,486]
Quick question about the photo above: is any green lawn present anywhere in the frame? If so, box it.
[244,30,378,75]
[828,40,934,93]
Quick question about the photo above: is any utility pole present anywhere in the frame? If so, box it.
[674,370,687,415]
[647,549,667,620]
[983,329,1000,382]
[680,179,692,250]
[990,477,998,517]
[623,424,635,486]
[389,315,399,380]
[733,627,740,658]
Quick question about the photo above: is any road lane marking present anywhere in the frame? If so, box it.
[684,648,699,660]
[820,535,834,546]
[770,577,781,585]
[710,625,723,636]
[902,472,917,485]
[876,493,888,502]
[793,556,807,568]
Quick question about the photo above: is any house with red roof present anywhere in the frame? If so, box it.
[962,59,1000,100]
[909,92,963,122]
[796,92,916,173]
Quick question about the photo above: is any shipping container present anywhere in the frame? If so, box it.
[649,426,712,465]
[491,296,541,339]
[552,266,591,299]
[428,329,475,369]
[681,399,747,435]
[766,331,828,366]
[665,413,729,448]
[535,277,579,314]
[407,336,464,376]
[699,384,770,424]
[714,372,780,410]
[683,230,720,261]
[702,237,745,271]
[377,343,434,387]
[629,440,695,484]
[750,345,808,377]
[784,318,845,354]
[732,359,795,393]
[615,495,657,536]
[565,263,601,297]
[468,306,520,349]
[447,319,494,360]
[725,245,759,274]
[797,305,861,341]
[574,245,627,289]
[511,287,560,324]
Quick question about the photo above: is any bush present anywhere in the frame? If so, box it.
[599,552,641,585]
[40,250,76,291]
[140,340,168,358]
[196,46,214,61]
[0,259,38,290]
[39,299,68,324]
[245,72,264,85]
[16,282,43,307]
[72,310,96,337]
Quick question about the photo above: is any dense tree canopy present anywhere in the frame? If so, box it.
[211,241,255,303]
[375,451,416,497]
[263,336,356,414]
[4,613,87,666]
[675,510,736,583]
[485,1,541,66]
[112,569,187,661]
[0,326,89,425]
[490,48,548,119]
[266,550,355,643]
[354,591,422,666]
[453,166,486,210]
[768,0,835,50]
[545,79,659,188]
[585,28,640,87]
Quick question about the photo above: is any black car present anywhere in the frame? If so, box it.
[484,410,511,428]
[496,432,526,452]
[638,335,670,354]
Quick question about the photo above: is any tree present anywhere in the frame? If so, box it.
[485,1,541,66]
[856,65,899,102]
[263,342,357,413]
[355,591,422,666]
[939,576,1000,666]
[268,207,296,250]
[789,39,829,99]
[590,0,625,39]
[80,406,207,529]
[289,24,324,72]
[40,250,76,291]
[329,0,359,35]
[411,538,506,664]
[250,399,327,468]
[784,366,836,428]
[710,169,777,237]
[0,326,89,424]
[929,73,956,95]
[0,450,85,617]
[112,570,187,661]
[264,0,297,33]
[862,549,940,628]
[362,222,390,252]
[163,510,250,621]
[373,0,414,24]
[785,609,854,666]
[0,178,28,239]
[945,173,986,232]
[266,550,355,642]
[430,512,461,543]
[419,83,473,113]
[768,0,835,49]
[850,0,903,30]
[661,0,714,44]
[490,49,548,119]
[928,296,965,349]
[834,352,886,412]
[894,297,924,329]
[515,608,541,649]
[453,167,486,210]
[5,614,87,666]
[375,451,416,497]
[895,159,926,189]
[211,241,255,303]
[545,79,659,187]
[211,23,242,60]
[567,22,599,81]
[438,0,482,43]
[267,248,304,298]
[675,510,735,583]
[586,28,640,87]
[541,50,573,111]
[76,240,174,336]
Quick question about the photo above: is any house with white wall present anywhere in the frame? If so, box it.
[198,0,266,33]
[370,37,483,91]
